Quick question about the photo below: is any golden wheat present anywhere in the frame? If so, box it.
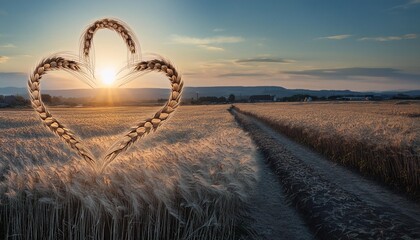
[27,19,183,170]
[28,57,96,165]
[235,101,420,197]
[81,18,138,59]
[102,59,183,170]
[0,105,258,239]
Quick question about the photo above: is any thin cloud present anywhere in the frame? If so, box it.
[171,35,244,45]
[0,43,16,48]
[358,34,417,42]
[182,72,201,76]
[392,0,420,9]
[171,34,243,51]
[317,34,352,40]
[236,57,295,64]
[0,56,9,63]
[198,45,225,51]
[199,60,232,69]
[213,28,225,32]
[284,67,420,82]
[218,72,269,77]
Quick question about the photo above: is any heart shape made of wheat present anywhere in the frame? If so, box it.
[28,18,183,171]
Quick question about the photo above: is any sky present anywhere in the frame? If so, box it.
[0,0,419,91]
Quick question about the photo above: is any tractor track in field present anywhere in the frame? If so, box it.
[230,107,420,240]
[243,151,314,240]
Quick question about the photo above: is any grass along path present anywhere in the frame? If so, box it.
[231,107,420,239]
[235,102,420,199]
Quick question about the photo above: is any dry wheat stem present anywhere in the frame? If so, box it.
[28,57,96,166]
[100,59,183,170]
[28,19,183,171]
[81,18,139,62]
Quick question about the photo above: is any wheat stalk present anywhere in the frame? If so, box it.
[100,59,183,170]
[81,18,139,60]
[28,19,183,171]
[27,57,96,166]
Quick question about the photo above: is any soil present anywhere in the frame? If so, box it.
[232,108,420,239]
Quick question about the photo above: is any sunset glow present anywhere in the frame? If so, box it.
[0,0,419,91]
[0,1,419,238]
[100,68,117,86]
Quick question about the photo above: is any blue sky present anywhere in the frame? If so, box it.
[0,0,419,90]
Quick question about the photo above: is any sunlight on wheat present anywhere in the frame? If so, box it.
[0,106,258,239]
[235,101,420,196]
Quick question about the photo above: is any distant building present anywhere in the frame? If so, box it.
[304,96,313,102]
[249,95,275,103]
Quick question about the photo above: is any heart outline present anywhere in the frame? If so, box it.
[27,19,183,171]
[80,18,141,83]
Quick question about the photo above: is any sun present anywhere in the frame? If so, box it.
[100,68,117,86]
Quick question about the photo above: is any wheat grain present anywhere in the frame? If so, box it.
[0,106,258,239]
[235,102,420,197]
[81,18,139,60]
[101,59,183,170]
[28,57,96,166]
[27,19,183,170]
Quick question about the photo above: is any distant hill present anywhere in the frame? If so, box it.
[0,86,419,100]
[0,87,28,96]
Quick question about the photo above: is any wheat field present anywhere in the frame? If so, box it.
[235,101,420,198]
[1,102,418,239]
[0,105,258,239]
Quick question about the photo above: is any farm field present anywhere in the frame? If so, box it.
[2,1,419,239]
[0,105,265,239]
[230,106,420,239]
[0,103,419,239]
[235,101,420,198]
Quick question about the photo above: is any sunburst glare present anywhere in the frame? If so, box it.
[100,68,117,86]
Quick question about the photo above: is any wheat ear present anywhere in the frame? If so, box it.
[81,18,138,59]
[28,57,95,165]
[100,59,183,170]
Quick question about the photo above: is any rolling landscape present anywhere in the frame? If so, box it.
[1,86,420,101]
[0,0,419,239]
[0,102,419,239]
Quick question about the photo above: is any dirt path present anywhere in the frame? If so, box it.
[232,108,420,239]
[246,111,420,220]
[245,152,314,240]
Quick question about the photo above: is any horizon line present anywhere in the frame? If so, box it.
[0,85,419,93]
